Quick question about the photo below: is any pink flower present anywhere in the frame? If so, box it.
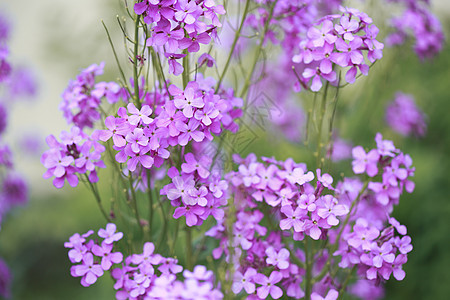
[352,146,379,177]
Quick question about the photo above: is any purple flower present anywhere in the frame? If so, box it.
[92,242,123,271]
[198,53,216,68]
[176,119,205,146]
[386,93,427,137]
[307,20,337,47]
[254,271,283,299]
[125,128,148,153]
[232,268,257,294]
[98,223,123,244]
[165,53,186,76]
[335,15,359,41]
[130,242,162,266]
[179,32,211,53]
[302,67,337,92]
[194,102,219,126]
[1,174,28,207]
[265,247,290,269]
[347,218,380,250]
[311,289,339,300]
[174,86,204,118]
[153,28,184,53]
[127,103,153,125]
[317,195,348,226]
[173,205,206,226]
[182,152,210,179]
[167,174,196,203]
[70,252,104,287]
[368,182,400,206]
[352,146,379,177]
[280,205,305,232]
[124,144,154,171]
[375,133,397,157]
[334,37,364,67]
[174,0,201,25]
[370,242,396,268]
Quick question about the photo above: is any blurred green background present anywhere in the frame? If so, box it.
[1,0,450,299]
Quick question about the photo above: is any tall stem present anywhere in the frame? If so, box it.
[215,0,251,91]
[185,225,193,270]
[240,0,279,104]
[316,82,329,169]
[304,237,312,299]
[133,15,141,108]
[84,175,111,223]
[128,174,143,232]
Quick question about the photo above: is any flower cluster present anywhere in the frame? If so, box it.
[293,7,383,91]
[98,76,242,173]
[205,133,414,298]
[160,151,228,226]
[386,0,444,59]
[135,0,225,76]
[207,154,349,299]
[65,223,124,287]
[111,242,223,299]
[386,92,427,137]
[41,126,106,188]
[0,174,28,226]
[352,133,415,210]
[0,12,35,232]
[336,216,412,282]
[60,62,123,129]
[328,133,414,292]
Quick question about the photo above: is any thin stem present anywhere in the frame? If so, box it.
[304,237,312,299]
[147,171,153,239]
[84,175,111,223]
[281,234,305,269]
[316,82,329,169]
[339,266,357,294]
[240,0,279,104]
[101,20,130,95]
[185,225,193,270]
[182,50,190,88]
[332,180,369,252]
[326,75,341,165]
[133,15,142,108]
[128,174,143,232]
[171,220,180,256]
[215,0,251,91]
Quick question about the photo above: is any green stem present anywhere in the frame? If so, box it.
[155,195,169,253]
[339,266,357,294]
[304,237,312,299]
[133,15,141,108]
[185,225,193,270]
[101,20,131,96]
[240,0,279,104]
[84,175,111,223]
[215,0,251,91]
[128,174,143,232]
[182,50,190,88]
[326,76,341,165]
[281,234,305,269]
[147,171,153,239]
[171,220,180,256]
[316,82,329,169]
[332,180,369,252]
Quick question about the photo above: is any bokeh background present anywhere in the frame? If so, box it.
[1,0,450,299]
